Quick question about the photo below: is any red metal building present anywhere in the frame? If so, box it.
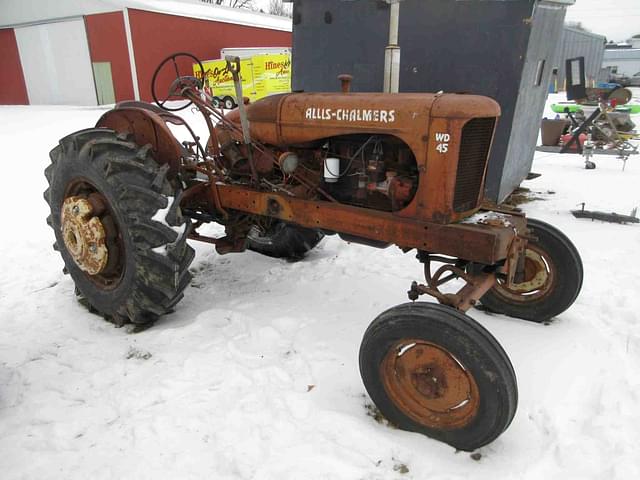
[0,1,291,105]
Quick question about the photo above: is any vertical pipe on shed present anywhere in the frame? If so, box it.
[383,1,401,93]
[388,2,400,45]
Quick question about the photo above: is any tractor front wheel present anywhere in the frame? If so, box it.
[44,129,195,329]
[359,302,518,451]
[477,218,583,323]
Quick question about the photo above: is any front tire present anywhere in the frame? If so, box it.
[44,128,195,329]
[359,302,518,451]
[477,218,583,322]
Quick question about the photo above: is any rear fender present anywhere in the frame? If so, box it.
[96,105,185,177]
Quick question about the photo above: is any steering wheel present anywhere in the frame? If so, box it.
[151,52,205,112]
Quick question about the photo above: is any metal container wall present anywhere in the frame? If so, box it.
[290,0,572,203]
[500,2,566,202]
[552,27,606,89]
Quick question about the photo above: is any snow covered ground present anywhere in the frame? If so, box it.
[0,92,639,479]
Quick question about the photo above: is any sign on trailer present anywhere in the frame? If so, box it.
[195,53,291,105]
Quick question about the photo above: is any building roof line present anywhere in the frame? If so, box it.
[0,0,292,32]
[106,0,292,32]
[563,26,607,41]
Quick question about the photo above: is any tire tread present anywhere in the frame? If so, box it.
[44,129,194,328]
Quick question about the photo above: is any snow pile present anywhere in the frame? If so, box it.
[151,196,188,256]
[0,94,639,479]
[461,210,514,227]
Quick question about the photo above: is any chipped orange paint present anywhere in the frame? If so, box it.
[216,92,500,224]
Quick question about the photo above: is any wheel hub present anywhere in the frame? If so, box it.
[508,250,549,293]
[61,196,109,275]
[411,365,448,399]
[381,340,480,429]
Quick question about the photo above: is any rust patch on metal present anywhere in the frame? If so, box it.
[96,107,184,177]
[215,92,500,224]
[512,250,549,291]
[407,263,496,312]
[61,196,108,275]
[215,185,518,264]
[495,245,555,301]
[381,340,480,430]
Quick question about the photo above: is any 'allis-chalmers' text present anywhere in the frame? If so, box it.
[305,107,396,123]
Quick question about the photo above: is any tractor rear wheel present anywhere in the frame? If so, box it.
[247,221,324,261]
[476,218,583,323]
[44,128,195,329]
[359,302,518,451]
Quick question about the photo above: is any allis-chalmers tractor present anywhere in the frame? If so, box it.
[44,53,583,451]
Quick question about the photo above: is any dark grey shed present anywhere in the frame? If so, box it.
[289,0,574,203]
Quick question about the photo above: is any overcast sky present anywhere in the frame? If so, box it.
[251,0,640,42]
[564,0,640,42]
[201,0,640,43]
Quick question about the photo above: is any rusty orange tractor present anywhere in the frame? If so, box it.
[44,53,583,451]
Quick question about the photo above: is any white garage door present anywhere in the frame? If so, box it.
[15,19,97,105]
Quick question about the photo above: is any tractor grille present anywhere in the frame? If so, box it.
[453,117,496,213]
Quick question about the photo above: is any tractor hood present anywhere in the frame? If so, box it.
[217,92,500,149]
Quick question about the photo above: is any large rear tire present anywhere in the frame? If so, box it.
[44,128,195,329]
[359,302,518,451]
[477,218,583,323]
[247,221,324,261]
